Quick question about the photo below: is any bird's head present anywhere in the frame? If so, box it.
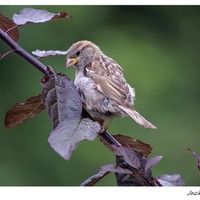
[66,40,101,70]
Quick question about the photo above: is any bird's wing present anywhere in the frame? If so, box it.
[84,56,157,129]
[84,56,134,106]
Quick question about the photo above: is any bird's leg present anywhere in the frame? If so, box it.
[99,116,114,134]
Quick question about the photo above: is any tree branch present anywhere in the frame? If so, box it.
[0,30,47,74]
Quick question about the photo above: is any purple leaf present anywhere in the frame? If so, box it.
[80,170,110,186]
[32,49,68,58]
[80,164,133,186]
[13,8,69,25]
[157,174,185,186]
[145,156,163,172]
[100,164,132,174]
[48,118,100,160]
[41,70,82,129]
[113,146,140,169]
[41,68,101,160]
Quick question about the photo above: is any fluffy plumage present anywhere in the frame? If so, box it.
[66,40,156,129]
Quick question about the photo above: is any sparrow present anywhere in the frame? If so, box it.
[66,40,156,129]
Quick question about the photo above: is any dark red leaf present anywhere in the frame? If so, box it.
[113,134,152,157]
[0,13,19,42]
[5,94,46,129]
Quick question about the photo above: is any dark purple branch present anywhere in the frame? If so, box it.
[100,132,122,146]
[0,30,47,74]
[81,109,122,147]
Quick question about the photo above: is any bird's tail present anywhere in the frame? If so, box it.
[118,105,157,129]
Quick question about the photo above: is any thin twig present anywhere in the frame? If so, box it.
[0,30,47,74]
[0,49,16,60]
[81,109,122,147]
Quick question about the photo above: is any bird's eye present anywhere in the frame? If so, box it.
[76,51,81,56]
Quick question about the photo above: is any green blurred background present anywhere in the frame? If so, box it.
[0,5,200,186]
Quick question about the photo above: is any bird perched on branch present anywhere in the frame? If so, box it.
[66,40,156,130]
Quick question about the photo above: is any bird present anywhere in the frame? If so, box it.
[66,40,156,130]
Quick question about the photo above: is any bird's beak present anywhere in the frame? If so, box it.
[66,57,79,67]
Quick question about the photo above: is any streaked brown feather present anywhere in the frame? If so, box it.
[117,105,157,129]
[85,55,132,106]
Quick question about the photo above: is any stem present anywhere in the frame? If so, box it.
[0,30,47,74]
[100,132,122,147]
[0,49,15,59]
